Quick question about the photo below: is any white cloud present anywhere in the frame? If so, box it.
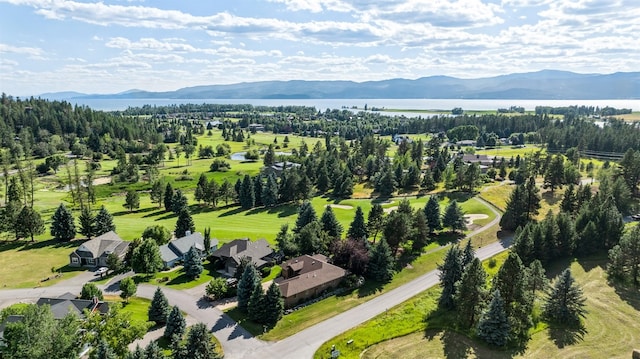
[0,43,44,56]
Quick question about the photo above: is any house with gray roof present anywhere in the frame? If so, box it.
[36,293,109,319]
[211,238,274,276]
[159,231,218,268]
[69,231,129,268]
[275,254,347,308]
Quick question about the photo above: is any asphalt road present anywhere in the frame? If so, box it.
[0,197,510,359]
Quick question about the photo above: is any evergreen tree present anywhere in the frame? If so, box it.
[366,238,394,282]
[461,240,475,268]
[123,190,140,212]
[410,210,430,252]
[560,184,577,213]
[556,212,577,258]
[203,227,212,255]
[423,196,442,232]
[174,208,195,238]
[239,174,255,209]
[148,287,170,325]
[543,155,565,193]
[264,143,276,167]
[16,206,45,241]
[347,206,368,240]
[295,221,329,255]
[491,251,532,339]
[185,323,221,359]
[150,180,165,209]
[143,341,165,359]
[294,201,317,233]
[524,177,541,221]
[263,282,284,328]
[525,260,548,297]
[247,283,266,322]
[163,183,174,211]
[253,175,264,207]
[90,340,117,359]
[500,184,528,231]
[81,282,104,300]
[477,290,510,347]
[94,206,116,236]
[421,167,436,191]
[543,269,587,324]
[607,225,640,285]
[78,206,95,239]
[164,306,186,340]
[171,189,188,214]
[183,246,203,279]
[438,245,463,310]
[237,264,261,312]
[126,345,145,359]
[50,203,76,241]
[382,209,411,252]
[261,172,279,207]
[320,205,343,238]
[455,258,488,329]
[442,200,467,233]
[367,203,385,242]
[275,224,298,258]
[375,168,396,197]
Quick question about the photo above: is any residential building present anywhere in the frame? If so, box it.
[210,238,274,276]
[274,254,347,308]
[159,231,218,268]
[69,231,129,268]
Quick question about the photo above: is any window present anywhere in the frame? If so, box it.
[71,257,79,263]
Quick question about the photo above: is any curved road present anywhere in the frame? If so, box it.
[0,197,511,358]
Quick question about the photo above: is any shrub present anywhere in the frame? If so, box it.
[210,159,231,172]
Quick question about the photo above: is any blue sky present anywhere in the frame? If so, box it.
[1,0,638,95]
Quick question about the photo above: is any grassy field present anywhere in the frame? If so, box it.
[348,256,640,359]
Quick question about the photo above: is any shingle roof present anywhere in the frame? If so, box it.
[275,254,346,298]
[159,232,218,264]
[211,238,273,267]
[75,231,128,258]
[36,297,109,319]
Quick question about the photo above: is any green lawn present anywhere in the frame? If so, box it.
[103,295,153,325]
[133,260,221,290]
[340,256,640,359]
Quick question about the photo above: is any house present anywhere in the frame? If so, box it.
[36,292,110,319]
[159,231,218,268]
[210,238,274,276]
[69,231,129,268]
[263,161,301,176]
[274,254,347,308]
[460,153,494,166]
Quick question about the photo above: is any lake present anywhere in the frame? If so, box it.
[69,98,640,113]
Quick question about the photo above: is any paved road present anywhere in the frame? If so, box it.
[0,196,510,359]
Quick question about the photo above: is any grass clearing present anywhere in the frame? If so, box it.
[103,295,153,325]
[133,260,220,290]
[325,256,640,359]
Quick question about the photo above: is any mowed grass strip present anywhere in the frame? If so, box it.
[324,256,640,359]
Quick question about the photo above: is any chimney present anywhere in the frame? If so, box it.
[185,230,191,237]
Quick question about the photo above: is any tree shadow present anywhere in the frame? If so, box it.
[17,238,85,251]
[548,323,587,348]
[541,190,561,206]
[112,207,158,217]
[575,253,607,273]
[219,207,246,217]
[142,208,169,218]
[444,191,477,203]
[611,280,640,311]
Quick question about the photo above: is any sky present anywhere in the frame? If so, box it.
[0,0,639,96]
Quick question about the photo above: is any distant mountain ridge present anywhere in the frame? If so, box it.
[41,70,640,100]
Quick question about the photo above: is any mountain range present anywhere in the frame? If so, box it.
[41,70,640,100]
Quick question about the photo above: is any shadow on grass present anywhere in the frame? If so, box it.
[245,203,299,218]
[112,207,158,217]
[142,208,169,218]
[575,253,607,273]
[548,323,587,348]
[443,191,477,203]
[541,190,562,206]
[611,280,640,311]
[17,238,86,251]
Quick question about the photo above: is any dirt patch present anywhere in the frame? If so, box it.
[93,176,112,185]
[384,206,398,214]
[325,204,354,210]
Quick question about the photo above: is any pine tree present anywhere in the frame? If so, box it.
[17,206,45,241]
[294,201,317,233]
[367,203,385,242]
[366,238,394,282]
[525,260,548,297]
[263,282,284,328]
[560,183,577,213]
[164,305,186,340]
[421,167,436,191]
[491,251,532,339]
[203,227,212,255]
[461,240,475,268]
[78,206,95,239]
[455,258,488,329]
[320,205,343,238]
[477,290,510,347]
[125,345,144,359]
[261,172,279,207]
[185,323,221,359]
[150,180,165,209]
[171,189,188,214]
[423,196,442,232]
[410,210,430,252]
[442,200,466,233]
[543,269,587,324]
[239,174,255,209]
[607,224,640,285]
[247,283,266,322]
[237,264,261,312]
[90,340,117,359]
[50,203,76,241]
[163,183,174,211]
[543,155,565,193]
[347,206,368,240]
[499,184,528,231]
[174,208,195,238]
[148,287,170,325]
[144,341,165,359]
[94,206,116,236]
[438,245,463,310]
[183,246,203,280]
[253,175,264,207]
